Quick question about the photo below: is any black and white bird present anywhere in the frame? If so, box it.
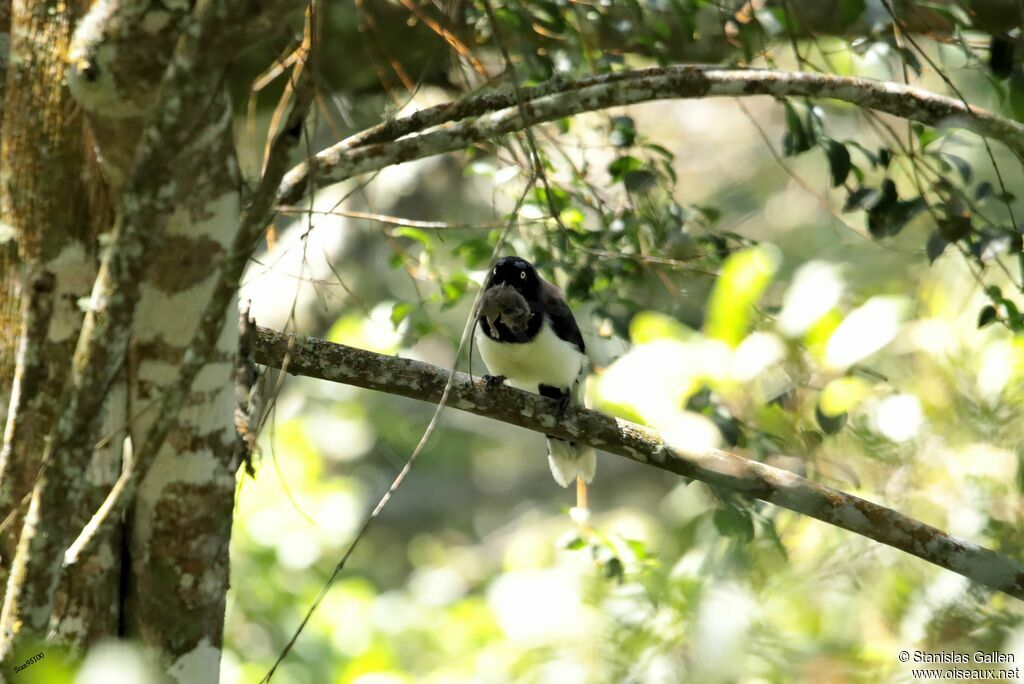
[475,256,596,487]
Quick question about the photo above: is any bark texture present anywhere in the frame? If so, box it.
[59,1,241,676]
[0,0,295,678]
[0,0,97,635]
[255,327,1024,601]
[0,1,12,420]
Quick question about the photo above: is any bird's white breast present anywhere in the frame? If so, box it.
[476,317,584,392]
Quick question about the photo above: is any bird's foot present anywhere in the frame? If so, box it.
[482,374,507,390]
[555,392,572,419]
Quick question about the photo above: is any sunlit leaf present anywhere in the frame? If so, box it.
[824,296,906,369]
[820,376,872,416]
[777,261,844,337]
[394,226,431,246]
[705,244,781,347]
[815,405,847,435]
[629,311,695,343]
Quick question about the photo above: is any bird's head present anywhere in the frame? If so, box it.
[487,256,541,299]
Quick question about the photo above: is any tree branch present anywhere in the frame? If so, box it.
[253,326,1024,601]
[278,65,1024,206]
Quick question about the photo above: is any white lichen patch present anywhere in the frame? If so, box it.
[134,283,223,347]
[168,191,239,244]
[454,399,476,410]
[199,569,223,599]
[623,445,648,463]
[45,242,96,342]
[166,637,220,684]
[832,504,870,531]
[180,573,195,590]
[68,22,147,118]
[134,444,232,550]
[538,414,556,429]
[137,359,232,393]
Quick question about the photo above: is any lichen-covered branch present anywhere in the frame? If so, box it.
[254,327,1024,601]
[64,67,315,575]
[279,66,1024,206]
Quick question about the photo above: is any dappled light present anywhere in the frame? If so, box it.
[1,0,1023,682]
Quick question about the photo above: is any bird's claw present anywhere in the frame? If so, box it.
[482,374,507,390]
[555,392,572,419]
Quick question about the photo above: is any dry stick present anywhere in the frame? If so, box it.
[62,53,317,569]
[259,177,534,682]
[253,327,1024,601]
[277,66,1024,208]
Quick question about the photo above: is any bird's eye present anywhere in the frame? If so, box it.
[520,271,526,280]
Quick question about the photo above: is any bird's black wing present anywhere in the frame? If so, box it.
[539,280,585,354]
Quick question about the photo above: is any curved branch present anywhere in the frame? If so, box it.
[254,326,1024,601]
[278,66,1024,205]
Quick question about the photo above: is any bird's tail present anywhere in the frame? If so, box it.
[546,437,596,487]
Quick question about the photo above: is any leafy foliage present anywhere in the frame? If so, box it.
[223,0,1024,681]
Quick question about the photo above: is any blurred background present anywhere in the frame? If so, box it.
[164,1,1024,682]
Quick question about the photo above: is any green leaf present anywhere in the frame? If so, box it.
[973,227,1014,262]
[609,115,636,148]
[644,143,675,161]
[393,226,431,246]
[390,301,413,328]
[937,214,972,242]
[843,186,877,212]
[976,181,995,202]
[939,152,973,183]
[603,556,625,581]
[926,231,949,263]
[824,139,852,187]
[608,155,644,182]
[837,0,866,26]
[815,403,848,435]
[705,244,781,347]
[454,238,494,268]
[629,311,695,343]
[713,507,755,542]
[623,538,649,560]
[558,533,587,550]
[978,305,998,328]
[1016,446,1024,493]
[782,101,813,156]
[820,376,870,416]
[439,273,469,308]
[624,169,657,193]
[1010,71,1024,121]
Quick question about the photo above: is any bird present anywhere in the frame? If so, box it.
[474,255,596,487]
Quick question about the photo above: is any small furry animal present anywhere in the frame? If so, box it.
[475,256,596,486]
[478,283,533,334]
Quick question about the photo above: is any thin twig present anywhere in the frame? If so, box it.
[259,174,536,681]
